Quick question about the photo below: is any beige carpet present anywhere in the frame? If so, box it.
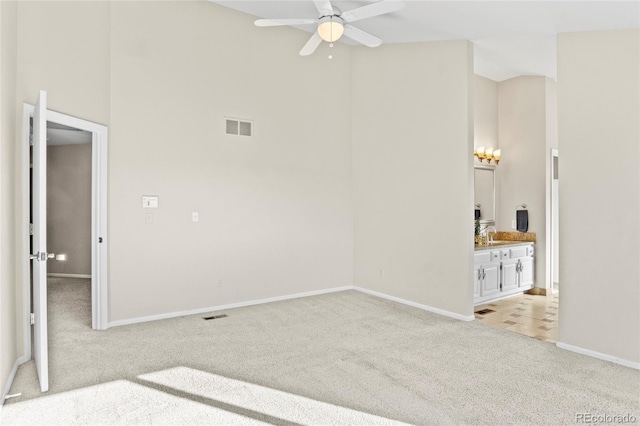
[2,277,639,425]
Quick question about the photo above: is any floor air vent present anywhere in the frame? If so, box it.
[203,314,228,320]
[475,309,495,315]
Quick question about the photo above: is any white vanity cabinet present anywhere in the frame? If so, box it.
[474,243,534,305]
[509,245,535,289]
[473,250,500,302]
[501,258,519,291]
[519,256,534,288]
[475,260,500,299]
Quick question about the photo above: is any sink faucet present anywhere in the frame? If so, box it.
[484,226,497,242]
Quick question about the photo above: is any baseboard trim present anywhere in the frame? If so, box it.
[354,287,475,322]
[474,290,525,307]
[1,355,29,411]
[47,273,91,279]
[108,286,356,328]
[109,285,477,328]
[556,342,640,370]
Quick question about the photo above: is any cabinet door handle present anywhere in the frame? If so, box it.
[478,269,482,280]
[482,270,486,279]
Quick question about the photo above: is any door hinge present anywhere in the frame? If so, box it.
[30,313,35,325]
[29,223,34,235]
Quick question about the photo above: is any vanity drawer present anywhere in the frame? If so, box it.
[500,249,510,260]
[491,251,500,262]
[474,252,492,264]
[510,246,529,258]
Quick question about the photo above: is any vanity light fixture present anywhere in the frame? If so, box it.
[485,147,493,161]
[474,147,501,164]
[493,149,501,164]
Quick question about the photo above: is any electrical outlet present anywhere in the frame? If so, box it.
[512,220,516,229]
[216,278,223,287]
[191,212,199,222]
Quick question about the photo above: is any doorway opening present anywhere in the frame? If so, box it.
[22,105,109,364]
[45,122,93,329]
[474,149,561,343]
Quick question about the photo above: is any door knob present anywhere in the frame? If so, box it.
[29,252,54,261]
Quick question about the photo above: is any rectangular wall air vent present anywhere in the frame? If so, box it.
[225,117,253,137]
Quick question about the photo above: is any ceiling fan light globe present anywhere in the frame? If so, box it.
[318,16,344,42]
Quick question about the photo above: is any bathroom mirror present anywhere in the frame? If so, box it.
[474,165,495,226]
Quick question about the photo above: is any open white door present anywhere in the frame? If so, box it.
[31,90,49,392]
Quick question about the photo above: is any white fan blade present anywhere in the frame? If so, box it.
[300,31,323,56]
[255,18,317,27]
[313,0,334,16]
[343,25,382,48]
[341,0,404,23]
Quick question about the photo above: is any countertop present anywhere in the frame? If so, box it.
[474,241,534,251]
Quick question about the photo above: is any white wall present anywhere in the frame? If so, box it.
[496,76,556,288]
[545,82,558,290]
[474,75,498,150]
[352,40,475,318]
[108,2,353,321]
[558,29,640,364]
[0,0,18,401]
[15,1,354,323]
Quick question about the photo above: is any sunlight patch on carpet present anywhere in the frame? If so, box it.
[1,379,265,425]
[138,366,410,425]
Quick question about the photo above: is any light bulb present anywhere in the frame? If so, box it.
[493,149,501,164]
[318,16,344,42]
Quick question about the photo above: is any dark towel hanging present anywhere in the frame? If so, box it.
[474,209,481,220]
[516,210,528,232]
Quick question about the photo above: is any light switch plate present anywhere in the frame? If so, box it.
[142,196,159,209]
[191,212,199,222]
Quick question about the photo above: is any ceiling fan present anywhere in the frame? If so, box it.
[254,0,404,56]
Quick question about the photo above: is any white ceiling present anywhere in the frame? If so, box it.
[213,1,640,81]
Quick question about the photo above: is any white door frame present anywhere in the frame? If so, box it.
[549,148,559,292]
[21,104,109,358]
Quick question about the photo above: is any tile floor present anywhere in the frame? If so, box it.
[474,292,559,343]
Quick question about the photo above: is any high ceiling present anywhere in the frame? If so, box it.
[213,1,640,81]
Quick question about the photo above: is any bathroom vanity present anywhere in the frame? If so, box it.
[474,242,534,305]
